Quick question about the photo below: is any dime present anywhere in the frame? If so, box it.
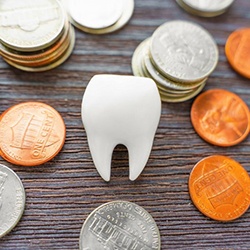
[191,89,250,147]
[0,102,66,166]
[66,0,123,29]
[79,200,161,250]
[0,0,65,52]
[65,0,134,35]
[150,20,218,83]
[189,155,250,221]
[225,28,250,79]
[0,164,25,238]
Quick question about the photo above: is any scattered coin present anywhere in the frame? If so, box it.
[191,89,250,147]
[0,164,25,238]
[176,0,234,17]
[132,20,218,102]
[79,200,161,250]
[0,102,66,166]
[189,155,250,221]
[62,0,134,34]
[225,28,250,79]
[0,0,75,71]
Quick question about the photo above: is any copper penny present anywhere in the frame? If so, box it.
[189,155,250,221]
[0,102,66,166]
[225,28,250,78]
[191,89,250,147]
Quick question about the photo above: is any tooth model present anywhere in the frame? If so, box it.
[81,75,161,181]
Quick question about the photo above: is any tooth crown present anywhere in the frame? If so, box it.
[82,74,161,181]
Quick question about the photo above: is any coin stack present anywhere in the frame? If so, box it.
[61,0,134,34]
[132,20,219,103]
[176,0,235,17]
[0,0,75,72]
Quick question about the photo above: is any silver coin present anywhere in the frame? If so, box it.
[0,0,65,52]
[79,201,161,250]
[183,0,234,13]
[150,20,218,83]
[176,0,229,17]
[0,164,25,238]
[65,0,123,29]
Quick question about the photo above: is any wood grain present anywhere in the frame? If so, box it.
[0,0,250,249]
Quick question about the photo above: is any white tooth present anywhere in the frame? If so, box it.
[81,75,161,181]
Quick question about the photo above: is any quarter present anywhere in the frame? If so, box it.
[150,20,218,83]
[0,164,25,238]
[79,200,161,250]
[189,155,250,221]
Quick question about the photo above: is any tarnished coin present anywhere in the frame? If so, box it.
[150,20,218,83]
[191,89,250,147]
[225,28,250,79]
[0,0,65,52]
[189,155,250,221]
[0,164,25,238]
[79,200,161,250]
[66,0,123,29]
[0,102,66,166]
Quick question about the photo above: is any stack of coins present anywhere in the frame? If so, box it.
[176,0,235,17]
[132,20,218,103]
[0,0,75,72]
[61,0,134,35]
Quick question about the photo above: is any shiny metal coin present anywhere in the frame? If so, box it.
[65,0,123,29]
[159,81,206,103]
[176,0,231,17]
[150,20,218,83]
[66,0,134,34]
[79,201,161,250]
[0,0,65,52]
[0,164,25,238]
[183,0,234,14]
[3,24,75,72]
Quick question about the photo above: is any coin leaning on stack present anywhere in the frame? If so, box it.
[176,0,235,17]
[61,0,134,35]
[132,20,219,103]
[0,0,75,72]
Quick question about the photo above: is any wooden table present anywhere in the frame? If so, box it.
[0,0,249,249]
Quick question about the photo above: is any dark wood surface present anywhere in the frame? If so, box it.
[0,0,250,249]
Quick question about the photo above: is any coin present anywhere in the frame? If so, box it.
[191,89,250,147]
[65,0,134,35]
[3,24,75,72]
[0,102,66,166]
[225,28,250,79]
[182,0,234,14]
[79,200,161,250]
[66,0,123,29]
[189,155,250,221]
[0,0,65,52]
[0,164,25,238]
[150,20,218,83]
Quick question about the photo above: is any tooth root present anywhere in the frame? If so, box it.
[127,137,154,181]
[87,133,115,181]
